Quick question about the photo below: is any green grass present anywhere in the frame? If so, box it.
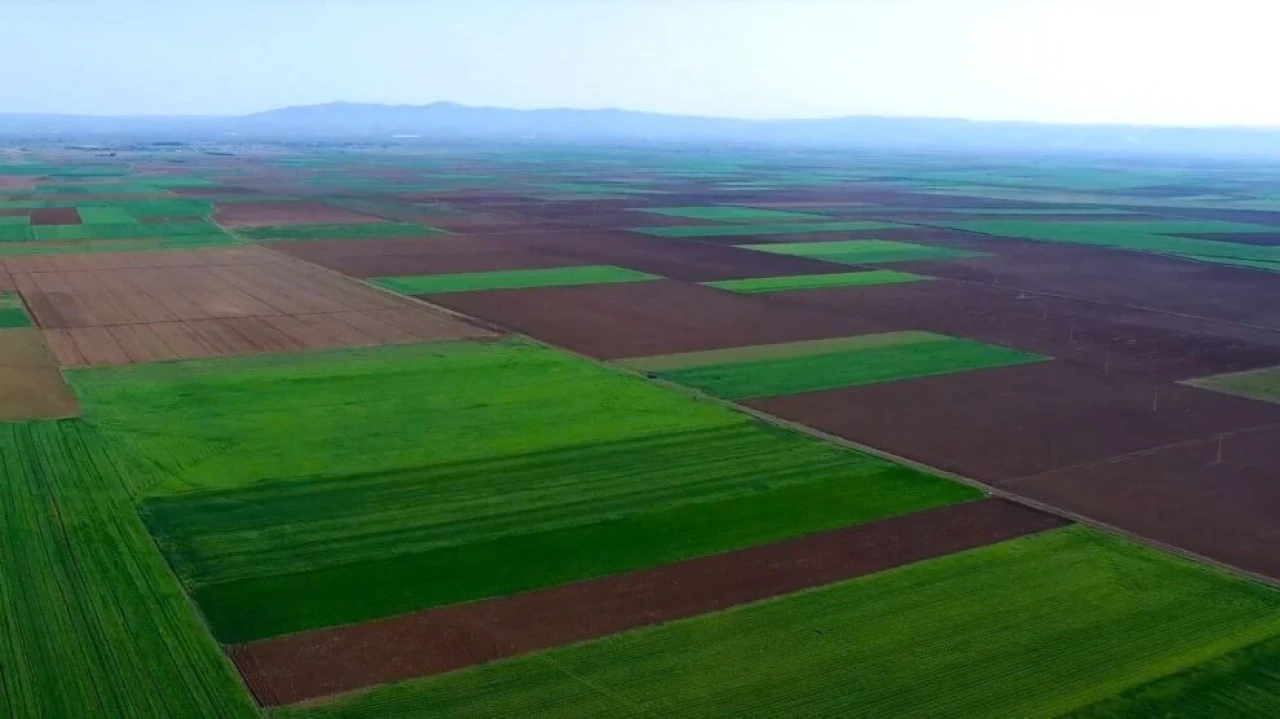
[236,222,449,240]
[0,234,238,256]
[657,332,1046,399]
[371,265,661,294]
[621,331,944,372]
[0,292,30,327]
[703,269,928,294]
[79,339,975,641]
[167,434,974,642]
[1184,366,1280,404]
[1071,633,1280,717]
[631,221,904,238]
[65,339,760,495]
[639,206,833,223]
[275,527,1280,719]
[28,221,230,242]
[740,239,988,264]
[0,224,32,242]
[0,421,257,718]
[941,220,1280,271]
[76,206,140,224]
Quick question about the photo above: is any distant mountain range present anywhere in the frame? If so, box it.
[4,101,1280,158]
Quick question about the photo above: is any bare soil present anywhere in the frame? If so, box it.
[231,498,1065,707]
[214,201,385,228]
[749,360,1280,483]
[430,279,887,359]
[29,208,82,226]
[0,328,81,420]
[772,278,1280,381]
[9,246,492,366]
[1004,426,1280,579]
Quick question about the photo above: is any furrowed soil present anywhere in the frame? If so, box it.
[9,245,491,365]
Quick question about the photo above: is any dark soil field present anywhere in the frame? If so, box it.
[214,200,384,227]
[29,207,82,225]
[430,279,887,358]
[750,360,1280,482]
[231,498,1064,706]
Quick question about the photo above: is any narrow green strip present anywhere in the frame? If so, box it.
[660,336,1047,399]
[741,239,988,264]
[704,270,928,294]
[621,331,948,372]
[371,265,661,294]
[631,221,904,238]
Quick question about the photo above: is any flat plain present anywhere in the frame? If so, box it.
[4,145,1280,717]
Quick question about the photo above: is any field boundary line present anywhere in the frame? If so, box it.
[371,282,1280,591]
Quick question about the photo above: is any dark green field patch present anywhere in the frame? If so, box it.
[275,527,1280,718]
[622,331,942,372]
[656,332,1046,399]
[740,239,989,264]
[162,431,974,642]
[371,265,660,294]
[631,221,904,238]
[237,222,448,240]
[87,338,980,642]
[703,269,928,294]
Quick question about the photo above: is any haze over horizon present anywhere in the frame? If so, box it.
[4,0,1279,129]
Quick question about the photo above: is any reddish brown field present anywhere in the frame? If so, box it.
[774,279,1280,380]
[494,230,854,281]
[1004,426,1280,579]
[0,176,38,190]
[28,207,82,226]
[891,238,1280,329]
[9,245,492,366]
[267,236,581,277]
[749,360,1280,483]
[430,280,886,358]
[230,498,1065,707]
[214,201,384,228]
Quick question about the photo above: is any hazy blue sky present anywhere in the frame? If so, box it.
[3,0,1277,126]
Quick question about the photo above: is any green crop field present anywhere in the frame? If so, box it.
[640,206,833,223]
[275,527,1280,719]
[631,220,904,238]
[0,291,31,328]
[237,221,449,240]
[653,332,1045,399]
[703,269,928,294]
[0,422,257,718]
[75,339,977,641]
[940,220,1280,271]
[77,206,140,224]
[1071,633,1280,717]
[622,331,945,372]
[371,265,661,294]
[741,239,989,264]
[1185,366,1280,404]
